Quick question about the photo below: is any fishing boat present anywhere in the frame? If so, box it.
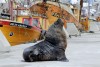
[0,18,41,46]
[96,16,100,22]
[0,0,42,46]
[15,0,84,31]
[29,0,83,30]
[0,0,85,46]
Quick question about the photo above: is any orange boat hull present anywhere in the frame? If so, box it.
[0,20,41,46]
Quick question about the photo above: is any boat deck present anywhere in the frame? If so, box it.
[0,32,100,67]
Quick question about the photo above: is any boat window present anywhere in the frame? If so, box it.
[32,19,39,27]
[23,19,30,25]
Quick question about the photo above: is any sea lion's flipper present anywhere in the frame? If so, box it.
[60,57,69,62]
[57,54,69,62]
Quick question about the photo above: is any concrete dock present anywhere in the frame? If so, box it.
[0,32,100,67]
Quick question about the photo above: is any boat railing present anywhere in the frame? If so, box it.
[0,13,10,20]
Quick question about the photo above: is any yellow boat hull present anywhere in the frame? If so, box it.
[0,20,41,46]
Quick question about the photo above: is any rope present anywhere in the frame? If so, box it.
[57,1,67,22]
[58,1,63,18]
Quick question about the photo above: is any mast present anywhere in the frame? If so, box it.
[88,0,90,18]
[79,0,83,22]
[9,0,13,20]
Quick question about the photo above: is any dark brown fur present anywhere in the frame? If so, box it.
[23,19,68,62]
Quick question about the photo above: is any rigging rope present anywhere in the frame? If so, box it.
[57,1,67,21]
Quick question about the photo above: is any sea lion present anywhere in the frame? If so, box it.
[23,19,68,62]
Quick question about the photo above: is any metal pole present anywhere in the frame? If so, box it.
[9,0,13,20]
[79,0,83,22]
[88,0,90,18]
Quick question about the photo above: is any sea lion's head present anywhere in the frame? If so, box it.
[50,19,64,30]
[54,19,64,26]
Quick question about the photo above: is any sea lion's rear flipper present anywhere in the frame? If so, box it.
[59,57,69,62]
[57,54,69,62]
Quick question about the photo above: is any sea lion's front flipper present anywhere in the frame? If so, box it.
[57,54,69,62]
